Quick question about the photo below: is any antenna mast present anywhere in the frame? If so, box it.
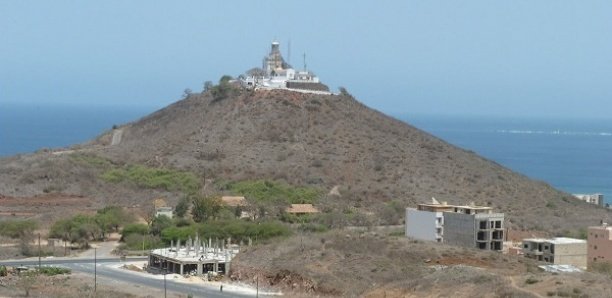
[303,52,307,71]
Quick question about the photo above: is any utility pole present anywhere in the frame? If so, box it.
[256,275,259,298]
[164,269,167,298]
[94,247,97,293]
[38,233,41,271]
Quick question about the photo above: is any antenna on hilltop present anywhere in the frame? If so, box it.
[303,52,307,71]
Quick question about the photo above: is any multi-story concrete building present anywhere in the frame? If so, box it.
[444,207,505,250]
[573,193,604,207]
[405,198,505,251]
[587,223,612,267]
[522,237,587,268]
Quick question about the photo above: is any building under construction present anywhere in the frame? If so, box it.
[147,235,239,276]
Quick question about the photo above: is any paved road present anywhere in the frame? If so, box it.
[0,258,259,298]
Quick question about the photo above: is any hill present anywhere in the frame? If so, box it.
[0,87,610,233]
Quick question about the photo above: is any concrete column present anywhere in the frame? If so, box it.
[180,263,184,275]
[214,261,218,273]
[197,263,203,275]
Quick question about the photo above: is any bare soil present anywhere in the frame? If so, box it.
[0,193,97,225]
[1,89,610,235]
[232,230,612,297]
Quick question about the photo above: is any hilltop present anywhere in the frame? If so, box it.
[1,85,608,233]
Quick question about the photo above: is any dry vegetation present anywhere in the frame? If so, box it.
[231,230,612,297]
[0,272,144,298]
[2,87,612,297]
[1,88,608,234]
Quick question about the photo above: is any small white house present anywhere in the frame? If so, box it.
[155,206,173,219]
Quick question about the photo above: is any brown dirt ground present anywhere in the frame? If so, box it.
[0,193,97,226]
[231,230,612,297]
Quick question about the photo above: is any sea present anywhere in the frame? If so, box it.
[1,103,611,205]
[403,114,612,206]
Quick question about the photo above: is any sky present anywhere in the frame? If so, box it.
[2,1,612,118]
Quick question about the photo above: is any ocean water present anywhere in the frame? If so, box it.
[403,114,612,206]
[0,103,159,157]
[2,103,611,205]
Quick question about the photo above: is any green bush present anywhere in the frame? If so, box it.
[160,225,198,243]
[0,265,7,277]
[101,165,200,194]
[0,220,38,238]
[38,266,71,276]
[210,75,235,101]
[160,219,291,244]
[150,215,173,236]
[298,223,328,233]
[121,223,149,238]
[122,234,164,250]
[225,180,321,204]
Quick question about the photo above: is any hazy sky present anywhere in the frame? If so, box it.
[2,1,612,118]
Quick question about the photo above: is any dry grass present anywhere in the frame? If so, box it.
[1,89,609,235]
[232,230,612,297]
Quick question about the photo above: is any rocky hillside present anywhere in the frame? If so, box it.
[1,87,610,232]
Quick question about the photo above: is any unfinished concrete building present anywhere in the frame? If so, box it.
[588,222,612,268]
[405,198,505,251]
[147,235,239,276]
[522,237,587,269]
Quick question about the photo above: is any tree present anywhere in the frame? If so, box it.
[49,214,101,248]
[192,195,222,223]
[183,88,193,98]
[174,196,190,218]
[121,223,149,240]
[150,215,173,236]
[210,75,234,102]
[219,75,233,84]
[95,206,132,239]
[0,219,38,238]
[0,220,38,256]
[203,81,213,92]
[338,86,353,98]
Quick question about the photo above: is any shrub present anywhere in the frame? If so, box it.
[38,266,71,276]
[70,153,113,169]
[121,223,149,239]
[590,261,612,278]
[192,195,222,223]
[0,220,38,238]
[150,215,173,236]
[159,219,291,244]
[225,180,321,204]
[0,265,7,277]
[299,223,328,233]
[210,75,235,102]
[161,225,198,243]
[101,165,200,194]
[122,234,163,250]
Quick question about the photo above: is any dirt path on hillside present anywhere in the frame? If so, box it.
[111,129,123,145]
[508,276,544,298]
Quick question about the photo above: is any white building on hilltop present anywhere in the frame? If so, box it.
[240,41,331,94]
